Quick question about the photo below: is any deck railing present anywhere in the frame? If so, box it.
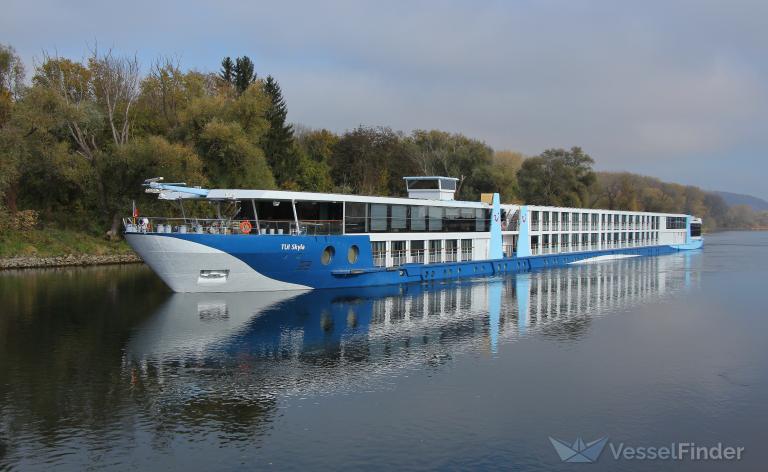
[392,250,407,266]
[123,217,343,236]
[411,249,425,264]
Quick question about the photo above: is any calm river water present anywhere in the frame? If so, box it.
[1,231,767,471]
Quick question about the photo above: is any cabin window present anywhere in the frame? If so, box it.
[429,240,442,263]
[475,209,487,231]
[411,240,425,263]
[460,208,475,232]
[343,202,491,234]
[444,207,461,232]
[691,223,702,237]
[411,206,427,231]
[391,205,408,231]
[666,216,686,229]
[428,207,443,231]
[370,204,388,231]
[392,240,407,266]
[371,241,386,267]
[344,202,367,233]
[446,239,458,262]
[461,239,473,261]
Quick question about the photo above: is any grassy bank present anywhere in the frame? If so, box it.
[0,229,135,258]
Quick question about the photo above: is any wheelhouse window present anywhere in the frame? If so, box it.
[407,179,439,189]
[440,178,457,190]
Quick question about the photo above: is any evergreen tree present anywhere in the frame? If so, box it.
[233,56,256,94]
[262,75,299,186]
[219,57,234,85]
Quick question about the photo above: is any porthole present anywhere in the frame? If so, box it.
[347,245,359,264]
[321,246,335,265]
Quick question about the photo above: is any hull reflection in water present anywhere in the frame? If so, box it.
[125,252,700,396]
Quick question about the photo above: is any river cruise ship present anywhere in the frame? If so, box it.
[124,176,703,292]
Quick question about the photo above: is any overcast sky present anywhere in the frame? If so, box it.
[4,0,767,199]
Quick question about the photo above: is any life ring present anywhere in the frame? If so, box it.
[240,221,253,234]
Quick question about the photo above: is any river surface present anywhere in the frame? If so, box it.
[0,231,766,471]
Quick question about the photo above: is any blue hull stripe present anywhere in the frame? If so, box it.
[135,233,702,290]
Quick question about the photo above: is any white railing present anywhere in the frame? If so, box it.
[461,248,473,261]
[123,217,343,236]
[392,250,407,266]
[411,250,425,264]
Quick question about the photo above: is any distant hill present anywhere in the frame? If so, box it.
[714,191,768,211]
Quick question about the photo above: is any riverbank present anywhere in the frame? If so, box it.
[0,253,143,270]
[0,228,141,270]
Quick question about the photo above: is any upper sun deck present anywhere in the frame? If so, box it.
[145,177,489,209]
